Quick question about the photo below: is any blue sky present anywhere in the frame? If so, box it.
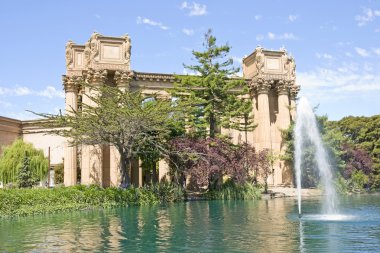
[0,0,379,120]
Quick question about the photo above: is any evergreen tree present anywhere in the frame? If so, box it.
[172,29,254,138]
[17,153,36,188]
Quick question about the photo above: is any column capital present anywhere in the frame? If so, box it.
[253,79,272,94]
[62,75,81,93]
[276,80,289,95]
[289,84,300,99]
[86,68,107,85]
[115,70,134,89]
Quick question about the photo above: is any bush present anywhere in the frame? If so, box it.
[151,182,184,202]
[351,170,369,191]
[205,180,261,200]
[0,184,184,218]
[54,163,64,184]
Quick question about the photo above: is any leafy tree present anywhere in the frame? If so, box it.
[283,113,377,191]
[329,115,380,187]
[168,137,260,190]
[0,139,48,185]
[257,149,271,193]
[172,29,253,138]
[34,85,182,187]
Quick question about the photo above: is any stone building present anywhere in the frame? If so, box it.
[0,33,299,187]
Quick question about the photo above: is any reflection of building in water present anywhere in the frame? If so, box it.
[0,33,300,187]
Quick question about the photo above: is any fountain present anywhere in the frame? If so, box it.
[294,97,338,216]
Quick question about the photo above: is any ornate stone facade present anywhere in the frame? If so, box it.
[59,33,300,187]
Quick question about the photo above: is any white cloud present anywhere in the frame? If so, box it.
[288,15,297,22]
[267,32,298,40]
[182,28,194,36]
[232,56,242,64]
[268,32,276,39]
[94,14,101,19]
[256,32,298,41]
[315,53,333,60]
[0,85,64,99]
[254,15,262,21]
[355,8,380,26]
[355,47,369,57]
[373,48,380,56]
[298,63,380,103]
[180,1,207,16]
[136,16,169,30]
[14,86,32,96]
[37,86,65,99]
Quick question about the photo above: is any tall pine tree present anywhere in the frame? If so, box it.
[172,29,254,138]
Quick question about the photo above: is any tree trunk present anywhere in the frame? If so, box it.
[210,113,215,138]
[119,151,131,188]
[152,162,157,185]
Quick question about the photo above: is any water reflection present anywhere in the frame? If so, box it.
[1,194,380,252]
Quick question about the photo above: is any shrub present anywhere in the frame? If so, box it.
[206,180,261,200]
[54,163,64,184]
[0,184,186,217]
[351,170,369,191]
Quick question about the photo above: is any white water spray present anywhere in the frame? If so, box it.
[294,97,338,215]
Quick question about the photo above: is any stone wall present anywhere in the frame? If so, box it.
[22,121,66,165]
[0,116,21,155]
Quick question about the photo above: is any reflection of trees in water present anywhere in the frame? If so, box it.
[1,199,302,252]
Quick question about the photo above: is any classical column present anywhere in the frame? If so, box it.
[63,76,78,186]
[115,70,133,91]
[158,160,170,182]
[289,84,300,121]
[109,145,121,187]
[131,158,142,187]
[81,69,107,185]
[255,80,272,150]
[109,71,133,187]
[274,80,292,185]
[277,80,291,131]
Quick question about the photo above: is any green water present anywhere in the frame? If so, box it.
[1,194,379,252]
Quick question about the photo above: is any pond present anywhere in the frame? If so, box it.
[1,194,379,252]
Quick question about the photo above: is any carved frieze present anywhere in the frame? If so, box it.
[134,72,175,82]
